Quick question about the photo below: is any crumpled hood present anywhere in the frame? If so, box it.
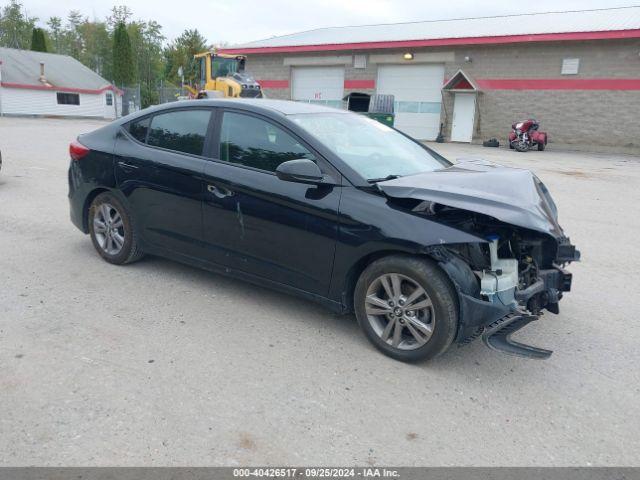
[378,158,565,238]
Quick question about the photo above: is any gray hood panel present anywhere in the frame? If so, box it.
[378,159,564,237]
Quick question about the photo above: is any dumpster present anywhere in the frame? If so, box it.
[365,112,394,128]
[344,92,395,128]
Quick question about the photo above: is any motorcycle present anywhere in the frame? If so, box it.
[509,118,548,152]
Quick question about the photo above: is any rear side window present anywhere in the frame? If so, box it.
[147,110,211,156]
[219,112,315,172]
[128,117,150,143]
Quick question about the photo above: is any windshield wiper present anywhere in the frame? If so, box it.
[367,174,402,183]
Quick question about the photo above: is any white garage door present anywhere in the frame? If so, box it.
[291,66,344,108]
[376,64,445,140]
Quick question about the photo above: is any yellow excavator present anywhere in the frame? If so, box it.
[184,50,263,99]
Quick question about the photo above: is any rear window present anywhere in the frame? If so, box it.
[146,110,211,156]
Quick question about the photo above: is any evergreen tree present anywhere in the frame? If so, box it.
[112,21,135,86]
[30,27,47,51]
[163,29,208,86]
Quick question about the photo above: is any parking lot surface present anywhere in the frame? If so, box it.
[1,117,639,466]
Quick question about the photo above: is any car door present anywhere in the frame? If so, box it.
[201,109,342,296]
[114,108,213,256]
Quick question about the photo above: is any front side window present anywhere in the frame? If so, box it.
[290,112,448,181]
[147,110,211,156]
[219,112,315,172]
[57,92,80,105]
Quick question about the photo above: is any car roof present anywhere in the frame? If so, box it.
[145,98,349,116]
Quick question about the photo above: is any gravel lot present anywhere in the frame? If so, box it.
[1,116,639,466]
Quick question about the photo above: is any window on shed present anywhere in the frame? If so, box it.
[147,109,211,156]
[57,93,80,105]
[106,92,113,106]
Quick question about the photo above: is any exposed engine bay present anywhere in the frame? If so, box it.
[379,159,580,358]
[414,205,576,315]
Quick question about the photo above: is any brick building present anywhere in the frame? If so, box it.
[220,7,640,149]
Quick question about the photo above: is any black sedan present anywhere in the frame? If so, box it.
[68,99,579,362]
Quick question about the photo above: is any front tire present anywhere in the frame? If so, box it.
[88,192,143,265]
[354,255,458,362]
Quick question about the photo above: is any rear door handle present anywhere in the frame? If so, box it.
[207,184,235,198]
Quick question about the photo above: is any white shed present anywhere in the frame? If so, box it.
[0,47,122,119]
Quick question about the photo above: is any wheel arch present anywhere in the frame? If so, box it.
[340,248,458,313]
[82,187,110,233]
[82,187,131,233]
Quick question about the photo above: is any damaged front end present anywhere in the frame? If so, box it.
[379,159,580,359]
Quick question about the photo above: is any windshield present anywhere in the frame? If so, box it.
[290,113,448,181]
[212,56,239,78]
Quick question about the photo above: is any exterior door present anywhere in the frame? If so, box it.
[202,110,342,296]
[114,108,213,254]
[376,64,444,140]
[291,66,345,108]
[451,93,476,143]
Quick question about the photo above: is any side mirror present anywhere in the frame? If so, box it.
[276,159,330,185]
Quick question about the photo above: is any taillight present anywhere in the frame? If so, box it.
[69,140,90,161]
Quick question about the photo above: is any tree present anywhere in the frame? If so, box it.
[112,21,136,86]
[164,29,208,86]
[0,0,37,49]
[77,20,111,77]
[107,5,133,30]
[64,10,84,58]
[127,19,164,107]
[46,16,63,52]
[30,27,46,51]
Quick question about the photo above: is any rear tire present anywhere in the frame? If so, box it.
[88,192,143,265]
[354,255,458,362]
[537,142,546,151]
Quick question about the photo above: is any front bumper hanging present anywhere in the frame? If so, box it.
[482,313,553,359]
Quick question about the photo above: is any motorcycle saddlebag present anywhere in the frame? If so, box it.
[531,130,547,144]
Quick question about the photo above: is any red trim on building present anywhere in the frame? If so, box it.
[258,79,289,89]
[344,79,375,89]
[450,78,474,90]
[476,78,640,90]
[0,82,123,95]
[255,77,640,91]
[220,29,640,54]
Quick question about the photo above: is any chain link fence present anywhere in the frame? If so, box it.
[157,83,187,104]
[110,82,195,117]
[119,84,141,117]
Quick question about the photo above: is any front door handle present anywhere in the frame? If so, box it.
[207,184,235,199]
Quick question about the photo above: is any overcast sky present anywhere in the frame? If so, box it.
[21,0,640,45]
